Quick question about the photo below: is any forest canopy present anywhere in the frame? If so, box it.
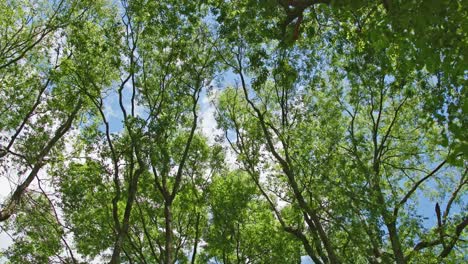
[0,0,466,263]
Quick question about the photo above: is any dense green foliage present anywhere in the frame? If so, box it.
[0,0,466,263]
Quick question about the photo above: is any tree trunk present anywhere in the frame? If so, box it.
[191,212,201,264]
[110,235,123,264]
[164,201,173,264]
[387,221,406,264]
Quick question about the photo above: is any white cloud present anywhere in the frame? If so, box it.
[199,88,222,145]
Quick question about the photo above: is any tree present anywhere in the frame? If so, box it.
[50,1,217,263]
[211,0,467,156]
[1,0,466,263]
[213,16,466,261]
[0,0,120,221]
[202,170,302,263]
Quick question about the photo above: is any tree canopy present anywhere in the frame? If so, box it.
[0,0,466,263]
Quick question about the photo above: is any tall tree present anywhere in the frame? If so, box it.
[214,36,466,264]
[1,1,466,263]
[0,0,120,221]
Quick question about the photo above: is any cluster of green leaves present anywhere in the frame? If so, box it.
[202,171,301,263]
[1,194,64,264]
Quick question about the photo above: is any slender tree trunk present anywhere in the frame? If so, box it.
[191,212,201,264]
[286,227,322,264]
[110,167,143,264]
[386,221,406,264]
[164,201,173,264]
[374,179,405,264]
[110,235,123,264]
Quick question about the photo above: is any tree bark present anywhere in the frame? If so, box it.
[386,221,406,264]
[164,201,174,264]
[110,167,144,264]
[191,212,201,264]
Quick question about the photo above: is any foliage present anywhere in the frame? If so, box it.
[0,0,466,264]
[202,171,302,263]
